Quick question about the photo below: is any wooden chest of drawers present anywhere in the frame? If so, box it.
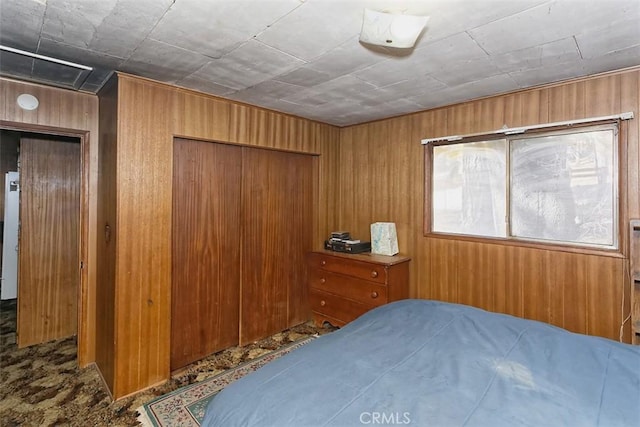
[307,250,411,327]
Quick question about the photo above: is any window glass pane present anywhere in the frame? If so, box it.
[433,140,506,237]
[510,129,616,247]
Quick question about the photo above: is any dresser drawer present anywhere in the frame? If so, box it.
[309,289,370,324]
[308,269,387,307]
[307,251,411,327]
[307,252,387,284]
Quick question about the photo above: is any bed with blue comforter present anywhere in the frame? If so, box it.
[202,299,640,426]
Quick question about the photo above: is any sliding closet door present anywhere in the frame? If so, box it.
[240,148,314,345]
[172,139,242,370]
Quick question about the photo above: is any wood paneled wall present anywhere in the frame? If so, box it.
[337,68,640,343]
[98,73,340,398]
[0,78,99,366]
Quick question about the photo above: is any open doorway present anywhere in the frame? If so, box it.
[0,130,20,346]
[0,130,81,348]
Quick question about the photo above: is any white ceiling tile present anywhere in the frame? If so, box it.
[469,0,639,57]
[435,73,519,102]
[354,55,422,88]
[373,75,447,103]
[467,2,577,56]
[274,99,361,125]
[580,45,640,76]
[550,0,640,38]
[282,88,335,107]
[255,0,363,61]
[431,56,501,87]
[40,0,174,58]
[41,0,118,47]
[381,98,426,117]
[399,32,492,82]
[575,17,640,59]
[121,39,211,83]
[275,67,335,87]
[507,59,589,88]
[420,0,549,40]
[416,31,488,61]
[408,90,463,110]
[188,40,304,90]
[306,36,388,76]
[310,75,378,103]
[0,0,45,51]
[157,0,302,40]
[229,80,304,104]
[148,0,301,59]
[491,37,580,74]
[86,0,174,58]
[176,74,236,97]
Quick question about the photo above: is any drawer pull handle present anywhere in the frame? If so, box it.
[320,260,326,266]
[371,270,378,278]
[371,291,379,298]
[320,278,326,284]
[320,300,326,307]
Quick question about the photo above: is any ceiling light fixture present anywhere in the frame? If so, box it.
[17,93,39,111]
[359,8,429,49]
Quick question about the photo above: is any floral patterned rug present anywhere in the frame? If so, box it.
[0,296,334,427]
[137,337,315,427]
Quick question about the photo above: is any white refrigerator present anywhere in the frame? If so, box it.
[1,171,19,300]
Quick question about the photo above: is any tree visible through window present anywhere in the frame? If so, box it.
[430,124,618,249]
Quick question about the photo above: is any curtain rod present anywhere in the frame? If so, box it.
[421,111,634,145]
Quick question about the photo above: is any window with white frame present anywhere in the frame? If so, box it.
[429,124,619,249]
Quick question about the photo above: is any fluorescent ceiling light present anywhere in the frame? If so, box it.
[359,8,429,49]
[0,45,93,70]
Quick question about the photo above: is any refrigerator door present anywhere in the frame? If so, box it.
[1,171,19,300]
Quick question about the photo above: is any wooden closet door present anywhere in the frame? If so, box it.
[18,136,80,347]
[240,148,314,345]
[172,139,242,370]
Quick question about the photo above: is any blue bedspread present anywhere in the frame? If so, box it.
[202,299,640,426]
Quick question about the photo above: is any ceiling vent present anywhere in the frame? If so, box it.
[0,45,92,90]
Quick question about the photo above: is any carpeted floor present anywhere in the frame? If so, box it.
[0,299,335,426]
